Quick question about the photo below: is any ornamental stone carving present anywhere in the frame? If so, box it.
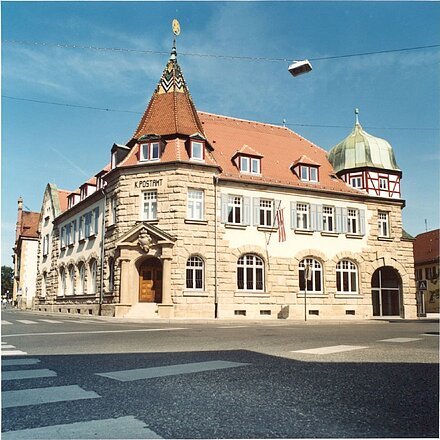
[138,230,153,254]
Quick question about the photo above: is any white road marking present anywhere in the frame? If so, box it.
[0,416,162,439]
[217,326,249,328]
[3,327,187,338]
[1,320,12,325]
[2,369,57,381]
[422,333,439,337]
[1,345,17,349]
[291,345,368,355]
[38,319,63,324]
[1,341,7,344]
[97,360,250,382]
[379,337,422,343]
[16,320,38,324]
[2,350,28,356]
[2,385,100,408]
[2,358,41,366]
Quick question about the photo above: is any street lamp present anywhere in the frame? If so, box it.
[288,59,313,77]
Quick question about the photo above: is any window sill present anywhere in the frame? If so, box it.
[225,224,247,230]
[106,224,116,231]
[139,159,160,163]
[78,237,86,243]
[320,231,338,237]
[183,290,209,297]
[88,233,97,240]
[140,220,158,225]
[294,229,313,235]
[68,243,75,248]
[257,226,277,232]
[235,291,269,297]
[345,233,363,239]
[378,236,393,242]
[334,293,363,299]
[190,158,205,163]
[297,293,325,298]
[185,219,208,225]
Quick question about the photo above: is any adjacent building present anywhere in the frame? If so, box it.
[12,198,40,309]
[414,229,439,314]
[34,43,417,320]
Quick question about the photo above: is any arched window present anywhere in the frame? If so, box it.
[336,260,358,294]
[108,258,115,292]
[299,258,323,294]
[186,256,204,290]
[78,263,86,295]
[89,260,97,295]
[68,265,75,295]
[59,268,66,296]
[237,254,264,291]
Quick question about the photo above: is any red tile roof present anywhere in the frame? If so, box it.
[20,211,40,239]
[57,190,70,213]
[414,229,440,264]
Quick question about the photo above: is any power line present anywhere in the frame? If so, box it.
[3,95,439,131]
[4,39,440,63]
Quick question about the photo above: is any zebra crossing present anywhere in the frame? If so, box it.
[2,318,104,326]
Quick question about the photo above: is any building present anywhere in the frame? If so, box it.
[34,42,417,320]
[413,229,439,314]
[12,197,40,309]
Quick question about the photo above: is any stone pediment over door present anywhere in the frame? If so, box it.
[115,222,176,260]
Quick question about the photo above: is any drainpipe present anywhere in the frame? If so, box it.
[98,188,107,316]
[214,175,218,318]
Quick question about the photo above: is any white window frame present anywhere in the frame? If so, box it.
[89,260,97,295]
[43,234,49,256]
[191,141,204,161]
[296,203,310,230]
[59,268,66,296]
[251,158,260,174]
[85,212,92,237]
[379,178,388,190]
[79,216,85,240]
[336,260,358,294]
[309,167,318,182]
[322,206,335,232]
[93,208,99,235]
[187,189,204,220]
[141,142,160,162]
[227,195,243,224]
[237,254,264,292]
[68,266,75,295]
[350,176,363,188]
[141,191,157,221]
[378,211,389,237]
[78,264,86,295]
[240,156,250,173]
[259,199,273,227]
[347,208,359,234]
[299,258,323,294]
[186,256,204,290]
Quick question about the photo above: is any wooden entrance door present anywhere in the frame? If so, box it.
[139,259,163,303]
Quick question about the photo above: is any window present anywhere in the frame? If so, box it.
[68,265,75,295]
[141,142,160,161]
[67,221,76,246]
[347,209,359,234]
[379,178,388,190]
[89,260,97,295]
[299,258,323,294]
[259,199,273,227]
[187,190,204,220]
[79,216,85,240]
[322,206,335,232]
[142,191,157,221]
[60,226,66,249]
[78,264,86,295]
[109,197,117,225]
[336,260,358,294]
[240,157,260,174]
[415,268,423,281]
[425,267,433,280]
[186,256,204,290]
[300,166,318,182]
[296,203,310,230]
[228,196,242,224]
[59,268,66,296]
[378,212,389,237]
[111,151,117,169]
[85,212,92,237]
[191,141,204,160]
[42,234,50,256]
[237,254,264,291]
[108,258,115,292]
[350,176,363,188]
[93,208,100,235]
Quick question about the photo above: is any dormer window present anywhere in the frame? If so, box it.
[191,141,204,161]
[240,156,260,174]
[300,165,318,182]
[140,142,160,162]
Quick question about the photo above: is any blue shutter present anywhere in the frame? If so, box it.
[221,194,228,223]
[290,202,297,229]
[310,204,317,231]
[94,207,100,234]
[359,209,366,235]
[273,199,281,228]
[243,197,251,225]
[72,220,77,243]
[335,207,342,233]
[253,198,260,226]
[316,205,323,231]
[342,208,348,233]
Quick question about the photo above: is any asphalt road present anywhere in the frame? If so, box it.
[2,308,439,438]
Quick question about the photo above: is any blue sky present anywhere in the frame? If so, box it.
[2,1,440,266]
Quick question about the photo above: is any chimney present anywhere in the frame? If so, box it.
[15,196,23,243]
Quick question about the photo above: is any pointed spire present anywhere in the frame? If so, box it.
[355,108,360,126]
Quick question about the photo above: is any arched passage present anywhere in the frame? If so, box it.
[138,257,162,303]
[371,267,402,317]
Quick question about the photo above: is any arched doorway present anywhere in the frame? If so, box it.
[138,258,162,303]
[371,267,402,317]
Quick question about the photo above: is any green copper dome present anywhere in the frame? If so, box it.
[328,112,400,174]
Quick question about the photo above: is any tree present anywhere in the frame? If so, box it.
[1,266,14,298]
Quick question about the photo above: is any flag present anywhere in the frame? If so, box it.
[276,207,286,242]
